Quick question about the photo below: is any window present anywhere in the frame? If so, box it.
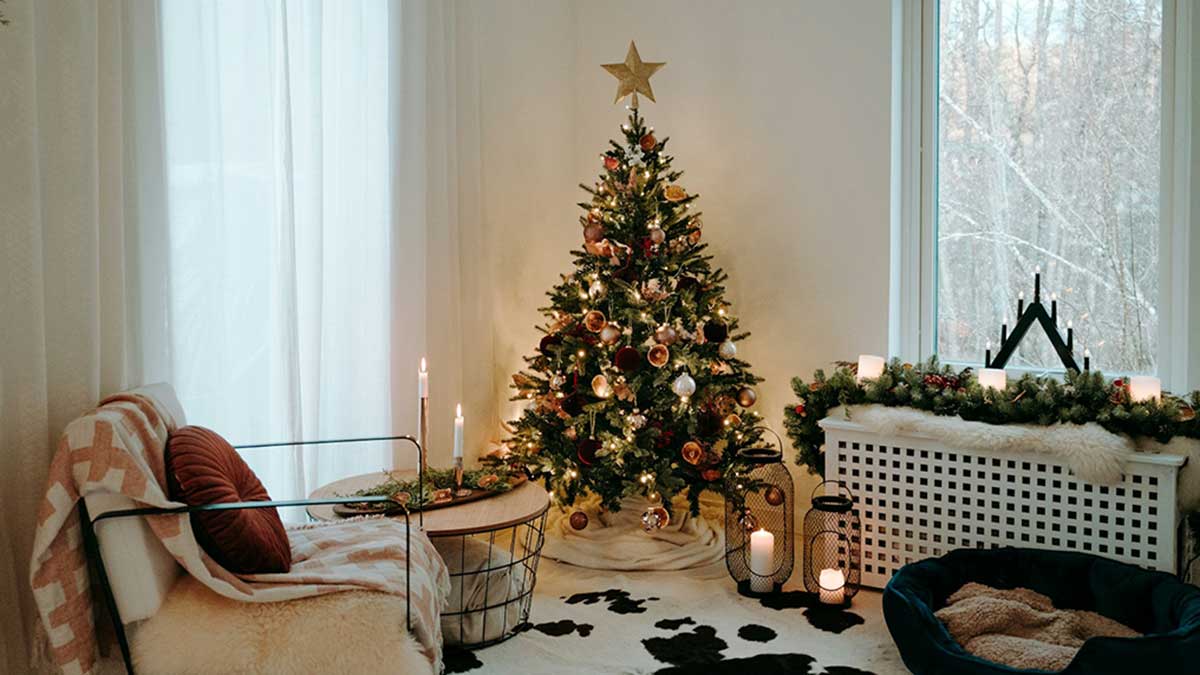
[894,0,1192,384]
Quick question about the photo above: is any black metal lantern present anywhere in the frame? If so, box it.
[725,427,794,597]
[802,480,861,606]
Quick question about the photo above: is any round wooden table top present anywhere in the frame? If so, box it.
[307,471,550,537]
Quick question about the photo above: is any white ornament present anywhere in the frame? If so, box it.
[718,340,737,360]
[672,373,697,398]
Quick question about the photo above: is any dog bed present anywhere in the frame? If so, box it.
[883,547,1200,674]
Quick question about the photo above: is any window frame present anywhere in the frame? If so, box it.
[891,0,1193,391]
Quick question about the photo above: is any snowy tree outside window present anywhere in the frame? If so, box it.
[936,0,1162,374]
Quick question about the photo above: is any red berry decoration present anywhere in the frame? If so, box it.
[569,510,589,530]
[702,320,729,344]
[614,346,642,372]
[639,134,657,151]
[576,437,601,466]
[604,156,620,171]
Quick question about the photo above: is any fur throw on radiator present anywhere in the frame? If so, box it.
[132,576,432,675]
[935,583,1139,671]
[838,405,1200,511]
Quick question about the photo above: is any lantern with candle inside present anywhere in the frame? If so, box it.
[802,480,860,607]
[724,427,794,597]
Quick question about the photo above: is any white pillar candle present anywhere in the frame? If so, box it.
[818,568,846,605]
[978,368,1007,391]
[418,358,429,399]
[856,355,886,382]
[1129,375,1161,403]
[749,528,774,593]
[453,404,464,458]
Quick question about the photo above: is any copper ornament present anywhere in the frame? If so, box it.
[736,387,758,408]
[764,485,785,507]
[654,324,679,346]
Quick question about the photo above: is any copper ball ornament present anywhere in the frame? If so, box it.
[654,324,679,346]
[603,155,620,171]
[641,505,670,531]
[664,185,687,202]
[764,485,786,507]
[614,346,642,372]
[703,320,729,344]
[724,414,742,428]
[639,134,657,152]
[736,387,758,408]
[647,344,670,368]
[583,222,605,243]
[687,228,702,245]
[681,441,704,465]
[718,340,737,360]
[599,323,622,345]
[576,438,601,466]
[583,310,607,333]
[569,510,589,530]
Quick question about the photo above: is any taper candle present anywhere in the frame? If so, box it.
[453,404,464,458]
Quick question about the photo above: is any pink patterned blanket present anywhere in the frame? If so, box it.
[30,392,450,674]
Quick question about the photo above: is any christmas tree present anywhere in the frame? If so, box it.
[501,43,764,524]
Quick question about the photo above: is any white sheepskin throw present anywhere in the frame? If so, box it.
[542,493,726,571]
[839,405,1200,511]
[131,576,432,675]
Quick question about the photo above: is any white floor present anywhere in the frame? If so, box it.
[449,559,910,674]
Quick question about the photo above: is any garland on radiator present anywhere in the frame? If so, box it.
[783,357,1199,478]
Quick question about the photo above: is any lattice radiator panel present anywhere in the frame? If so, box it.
[820,417,1187,590]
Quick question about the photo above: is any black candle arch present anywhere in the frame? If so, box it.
[984,271,1083,372]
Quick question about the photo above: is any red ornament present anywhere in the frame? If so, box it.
[793,403,807,417]
[604,156,620,171]
[538,334,562,356]
[576,438,601,466]
[640,134,657,151]
[614,346,642,372]
[569,510,589,530]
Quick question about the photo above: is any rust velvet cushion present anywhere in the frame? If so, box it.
[165,426,291,574]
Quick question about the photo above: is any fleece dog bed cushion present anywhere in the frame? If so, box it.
[166,425,291,573]
[883,547,1200,674]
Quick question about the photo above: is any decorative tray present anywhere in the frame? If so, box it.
[333,470,526,517]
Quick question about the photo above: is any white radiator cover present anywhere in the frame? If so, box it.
[820,416,1187,590]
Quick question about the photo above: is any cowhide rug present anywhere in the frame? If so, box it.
[445,559,907,674]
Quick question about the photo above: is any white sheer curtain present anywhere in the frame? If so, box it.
[157,0,493,506]
[0,1,168,669]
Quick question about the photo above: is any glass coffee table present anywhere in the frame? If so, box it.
[308,472,549,648]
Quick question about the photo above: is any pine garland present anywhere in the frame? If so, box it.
[784,358,1200,477]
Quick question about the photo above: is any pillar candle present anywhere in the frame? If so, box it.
[453,404,464,458]
[818,568,846,605]
[749,529,774,593]
[856,355,885,382]
[978,368,1007,391]
[1129,376,1161,403]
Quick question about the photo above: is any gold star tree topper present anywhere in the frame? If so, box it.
[602,41,665,108]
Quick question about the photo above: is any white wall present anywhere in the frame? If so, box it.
[469,1,894,497]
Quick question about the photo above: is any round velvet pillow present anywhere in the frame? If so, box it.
[166,426,291,574]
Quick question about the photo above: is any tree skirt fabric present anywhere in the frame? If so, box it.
[446,558,906,674]
[542,494,727,571]
[839,405,1200,511]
